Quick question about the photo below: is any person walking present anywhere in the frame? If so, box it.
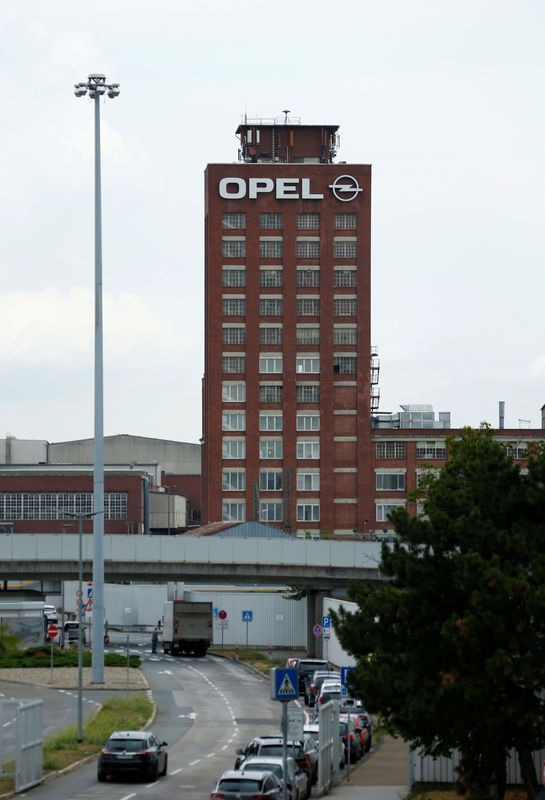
[151,627,159,654]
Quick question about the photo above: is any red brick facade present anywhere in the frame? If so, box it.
[201,122,373,534]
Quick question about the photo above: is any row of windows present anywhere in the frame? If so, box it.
[222,326,357,346]
[222,240,358,259]
[375,442,447,459]
[222,383,321,403]
[222,267,357,288]
[222,297,358,316]
[222,212,357,230]
[221,355,357,374]
[0,493,128,520]
[221,470,405,493]
[222,439,321,460]
[222,412,320,432]
[222,501,321,523]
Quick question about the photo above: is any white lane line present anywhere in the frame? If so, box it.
[170,767,183,775]
[222,744,228,750]
[120,794,137,800]
[206,752,215,758]
[189,759,201,766]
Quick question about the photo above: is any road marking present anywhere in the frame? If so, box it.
[222,744,228,750]
[170,767,183,775]
[206,752,215,758]
[189,759,200,766]
[119,794,137,800]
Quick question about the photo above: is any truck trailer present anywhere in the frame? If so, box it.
[162,600,213,657]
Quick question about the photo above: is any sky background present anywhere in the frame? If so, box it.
[1,0,544,444]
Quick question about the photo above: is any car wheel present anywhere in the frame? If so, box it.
[148,760,159,781]
[305,780,311,800]
[160,753,168,776]
[97,766,106,782]
[365,736,372,752]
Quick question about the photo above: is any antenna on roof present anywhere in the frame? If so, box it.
[282,109,290,124]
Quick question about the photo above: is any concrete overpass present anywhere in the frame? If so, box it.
[0,533,386,656]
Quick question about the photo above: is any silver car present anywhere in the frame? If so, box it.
[241,756,309,800]
[211,769,283,800]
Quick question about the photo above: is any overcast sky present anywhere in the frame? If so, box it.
[1,0,544,444]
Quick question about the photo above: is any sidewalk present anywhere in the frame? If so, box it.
[329,734,408,800]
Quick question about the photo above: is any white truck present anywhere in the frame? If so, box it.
[162,600,213,657]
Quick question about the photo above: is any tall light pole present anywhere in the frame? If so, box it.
[74,74,120,684]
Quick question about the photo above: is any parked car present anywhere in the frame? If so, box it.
[241,755,309,800]
[285,657,299,668]
[304,670,340,706]
[296,658,328,694]
[211,769,283,800]
[304,723,345,769]
[235,736,312,783]
[316,680,343,706]
[340,701,374,752]
[300,733,319,785]
[339,716,362,763]
[97,730,168,782]
[339,713,367,761]
[43,604,58,624]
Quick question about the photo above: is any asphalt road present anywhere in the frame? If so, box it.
[21,636,288,800]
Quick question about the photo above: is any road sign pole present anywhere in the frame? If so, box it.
[246,620,249,660]
[49,637,54,682]
[282,702,288,800]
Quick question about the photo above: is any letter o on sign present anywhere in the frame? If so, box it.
[219,178,246,199]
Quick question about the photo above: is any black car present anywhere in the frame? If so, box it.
[296,658,328,694]
[97,730,168,782]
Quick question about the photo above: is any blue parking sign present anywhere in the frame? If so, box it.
[322,615,330,628]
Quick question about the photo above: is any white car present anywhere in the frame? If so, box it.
[43,604,58,623]
[241,756,309,800]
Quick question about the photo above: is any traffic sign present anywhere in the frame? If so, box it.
[313,624,322,637]
[322,615,331,628]
[323,628,330,639]
[242,610,253,622]
[270,668,298,701]
[47,624,59,638]
[341,666,354,685]
[288,706,304,741]
[218,609,227,620]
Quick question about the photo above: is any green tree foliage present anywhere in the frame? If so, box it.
[332,427,545,800]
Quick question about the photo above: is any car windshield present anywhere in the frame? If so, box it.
[106,738,147,752]
[219,779,261,791]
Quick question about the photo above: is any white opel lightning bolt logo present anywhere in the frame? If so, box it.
[329,174,364,202]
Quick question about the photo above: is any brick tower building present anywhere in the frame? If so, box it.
[202,117,376,535]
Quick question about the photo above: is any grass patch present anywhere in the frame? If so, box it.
[0,646,140,669]
[1,694,153,793]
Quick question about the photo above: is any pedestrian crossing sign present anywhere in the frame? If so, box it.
[270,668,298,702]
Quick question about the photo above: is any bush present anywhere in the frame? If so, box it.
[0,647,141,669]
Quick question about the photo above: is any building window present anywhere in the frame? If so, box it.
[260,502,283,522]
[259,356,283,373]
[376,473,406,491]
[376,503,404,522]
[222,411,246,431]
[222,326,246,345]
[222,238,246,258]
[333,269,357,287]
[297,472,320,491]
[222,212,246,229]
[297,440,320,459]
[260,439,283,459]
[260,413,283,431]
[296,326,320,345]
[296,356,319,374]
[296,384,320,403]
[416,441,447,459]
[260,268,283,287]
[222,438,246,459]
[333,356,357,374]
[222,470,246,491]
[259,384,283,402]
[297,503,320,522]
[222,297,246,316]
[260,297,283,316]
[0,492,126,520]
[260,326,283,345]
[333,240,357,258]
[505,442,528,459]
[296,298,320,316]
[222,382,246,402]
[259,239,283,258]
[296,269,320,288]
[222,501,245,521]
[222,268,246,287]
[333,298,356,316]
[296,240,320,259]
[222,356,246,374]
[376,442,406,459]
[296,213,320,230]
[333,326,357,345]
[259,471,283,491]
[296,414,320,431]
[334,213,357,230]
[260,213,283,230]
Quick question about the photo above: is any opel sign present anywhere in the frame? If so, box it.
[219,175,363,202]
